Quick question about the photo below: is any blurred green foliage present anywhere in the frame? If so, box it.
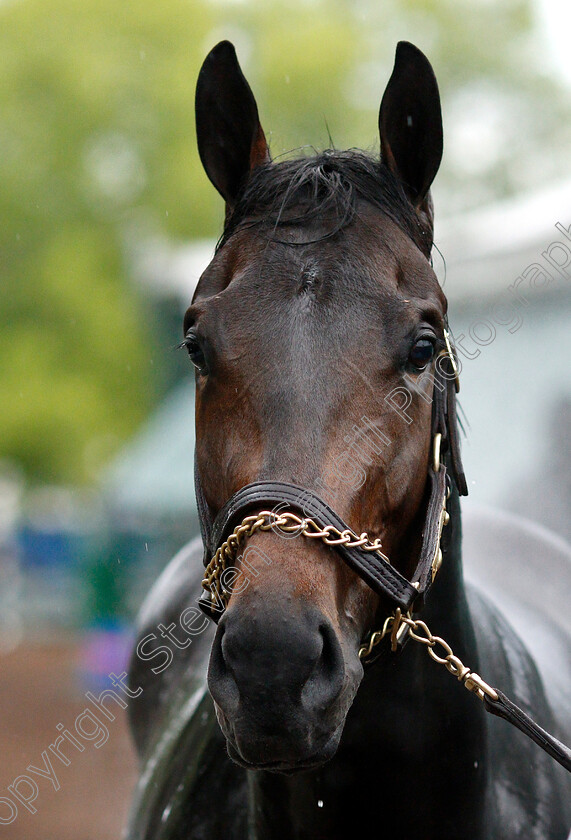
[0,0,568,485]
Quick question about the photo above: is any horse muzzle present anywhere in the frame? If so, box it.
[207,598,362,772]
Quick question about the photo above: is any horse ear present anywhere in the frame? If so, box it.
[195,41,270,207]
[379,42,443,220]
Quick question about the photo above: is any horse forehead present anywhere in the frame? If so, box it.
[200,215,437,311]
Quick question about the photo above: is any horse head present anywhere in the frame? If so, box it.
[186,40,459,773]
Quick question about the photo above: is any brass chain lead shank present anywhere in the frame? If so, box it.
[358,610,498,703]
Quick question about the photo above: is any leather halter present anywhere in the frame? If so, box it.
[198,467,447,623]
[196,339,465,628]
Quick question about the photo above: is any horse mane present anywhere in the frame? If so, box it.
[218,149,431,253]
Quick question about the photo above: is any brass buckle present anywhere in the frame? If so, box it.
[433,432,442,473]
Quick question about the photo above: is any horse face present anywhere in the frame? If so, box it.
[188,40,445,772]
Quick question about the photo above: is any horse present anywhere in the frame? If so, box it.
[124,41,571,839]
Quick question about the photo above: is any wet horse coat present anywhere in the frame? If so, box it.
[126,41,571,839]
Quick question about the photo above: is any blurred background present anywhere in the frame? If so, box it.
[0,0,569,837]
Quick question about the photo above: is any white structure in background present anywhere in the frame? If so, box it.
[434,179,571,541]
[0,467,24,651]
[118,179,571,541]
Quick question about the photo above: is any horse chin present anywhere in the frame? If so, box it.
[224,723,344,774]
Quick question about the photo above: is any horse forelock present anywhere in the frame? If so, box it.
[218,150,432,255]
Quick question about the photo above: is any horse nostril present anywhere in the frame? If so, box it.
[207,622,240,715]
[319,622,343,676]
[301,620,345,711]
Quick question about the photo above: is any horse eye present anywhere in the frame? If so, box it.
[182,332,208,374]
[408,338,435,370]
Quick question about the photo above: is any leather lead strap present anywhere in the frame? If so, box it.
[484,691,571,773]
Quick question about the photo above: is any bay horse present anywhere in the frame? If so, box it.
[125,41,571,839]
